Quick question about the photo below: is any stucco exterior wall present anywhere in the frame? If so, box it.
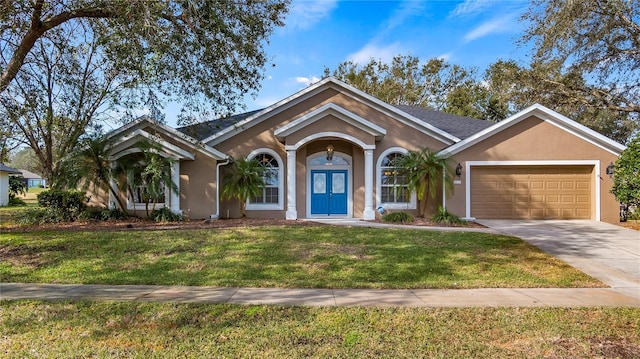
[180,155,218,219]
[446,117,620,223]
[0,172,9,206]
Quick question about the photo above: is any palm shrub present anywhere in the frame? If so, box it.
[115,140,179,217]
[57,135,127,211]
[149,207,182,222]
[221,157,266,217]
[391,147,453,217]
[431,206,464,225]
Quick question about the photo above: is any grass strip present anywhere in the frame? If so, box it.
[1,300,638,358]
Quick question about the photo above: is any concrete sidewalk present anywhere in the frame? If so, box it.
[2,283,639,307]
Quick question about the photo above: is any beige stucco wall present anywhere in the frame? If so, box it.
[180,154,218,219]
[214,87,450,219]
[446,116,620,223]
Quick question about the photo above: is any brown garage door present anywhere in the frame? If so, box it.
[470,165,593,219]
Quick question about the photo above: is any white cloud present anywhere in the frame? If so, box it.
[449,0,496,18]
[285,0,338,30]
[463,16,512,42]
[347,43,402,65]
[294,76,321,87]
[384,1,426,32]
[438,52,453,61]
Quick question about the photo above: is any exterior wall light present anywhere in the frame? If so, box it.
[606,162,615,178]
[326,144,334,162]
[455,163,463,177]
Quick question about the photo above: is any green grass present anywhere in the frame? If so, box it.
[0,226,601,288]
[1,301,638,358]
[0,188,44,227]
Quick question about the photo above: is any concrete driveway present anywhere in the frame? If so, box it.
[476,220,640,299]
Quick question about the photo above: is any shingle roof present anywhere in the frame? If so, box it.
[393,104,494,139]
[18,169,43,179]
[0,164,21,174]
[177,109,263,141]
[175,105,493,142]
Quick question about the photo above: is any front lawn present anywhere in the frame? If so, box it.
[1,301,638,358]
[0,226,602,288]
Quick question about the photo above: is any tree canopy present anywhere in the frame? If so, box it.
[1,0,288,185]
[324,55,492,119]
[516,0,640,141]
[1,1,289,119]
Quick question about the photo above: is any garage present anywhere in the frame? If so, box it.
[470,165,593,219]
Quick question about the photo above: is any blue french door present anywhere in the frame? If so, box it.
[311,170,348,215]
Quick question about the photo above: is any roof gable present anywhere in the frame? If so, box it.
[107,117,227,160]
[202,77,460,146]
[274,103,386,141]
[439,104,627,157]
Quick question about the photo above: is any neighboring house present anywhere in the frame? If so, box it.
[91,78,625,223]
[0,164,21,206]
[18,169,46,188]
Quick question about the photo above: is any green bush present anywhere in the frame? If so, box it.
[7,176,27,206]
[149,207,182,222]
[79,208,129,221]
[14,208,61,225]
[8,196,26,206]
[431,206,464,225]
[382,211,414,223]
[37,189,88,222]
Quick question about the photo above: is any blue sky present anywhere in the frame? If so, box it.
[165,0,532,126]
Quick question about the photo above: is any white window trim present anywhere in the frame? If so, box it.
[246,148,284,211]
[464,160,601,221]
[127,185,168,211]
[376,147,417,210]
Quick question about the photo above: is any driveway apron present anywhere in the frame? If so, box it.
[476,219,640,299]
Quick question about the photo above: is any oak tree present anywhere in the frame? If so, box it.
[517,0,640,141]
[1,0,288,185]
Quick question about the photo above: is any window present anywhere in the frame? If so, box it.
[380,153,409,203]
[249,153,280,205]
[131,183,165,205]
[377,148,416,209]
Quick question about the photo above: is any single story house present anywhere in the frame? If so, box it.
[0,164,21,206]
[18,169,46,188]
[93,78,625,223]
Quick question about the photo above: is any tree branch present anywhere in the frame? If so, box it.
[0,6,114,94]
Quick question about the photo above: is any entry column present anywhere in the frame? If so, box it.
[286,149,297,220]
[363,149,375,220]
[169,160,181,214]
[109,161,118,209]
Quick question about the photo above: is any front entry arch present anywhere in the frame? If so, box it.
[306,152,352,218]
